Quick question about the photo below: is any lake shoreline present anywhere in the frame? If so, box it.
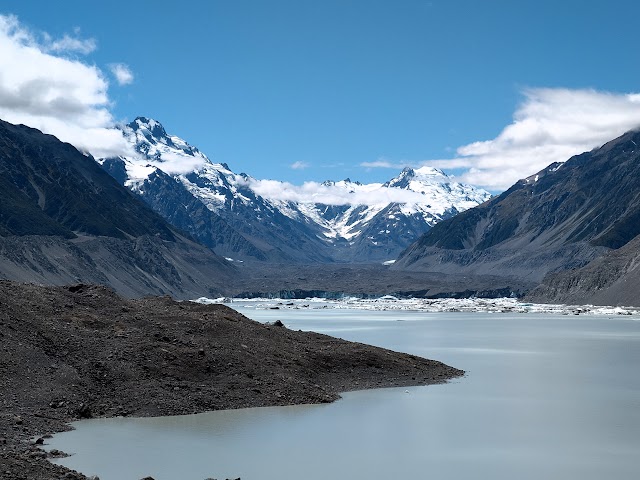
[0,281,463,480]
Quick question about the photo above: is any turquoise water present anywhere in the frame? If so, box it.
[47,310,640,479]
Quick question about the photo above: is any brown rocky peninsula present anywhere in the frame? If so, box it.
[0,281,463,479]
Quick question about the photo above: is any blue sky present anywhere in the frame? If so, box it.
[3,1,640,191]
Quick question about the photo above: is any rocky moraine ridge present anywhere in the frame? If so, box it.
[0,281,462,480]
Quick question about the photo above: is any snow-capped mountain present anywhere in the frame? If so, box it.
[257,166,490,261]
[98,117,491,263]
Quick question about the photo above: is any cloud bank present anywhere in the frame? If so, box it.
[363,88,640,191]
[0,14,134,159]
[445,88,640,189]
[248,179,433,206]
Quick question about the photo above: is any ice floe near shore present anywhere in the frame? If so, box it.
[192,296,640,316]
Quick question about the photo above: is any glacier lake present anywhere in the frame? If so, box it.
[46,305,640,480]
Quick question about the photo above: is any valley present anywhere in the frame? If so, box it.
[3,5,640,480]
[3,117,640,306]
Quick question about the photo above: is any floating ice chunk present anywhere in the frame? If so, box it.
[192,297,227,304]
[200,296,640,316]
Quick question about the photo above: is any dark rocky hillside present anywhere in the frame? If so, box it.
[0,119,234,298]
[394,129,640,287]
[0,119,175,240]
[0,234,234,299]
[122,165,268,262]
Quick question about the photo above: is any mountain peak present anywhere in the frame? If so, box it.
[130,117,167,139]
[117,117,210,168]
[321,178,362,188]
[97,115,492,263]
[133,116,159,126]
[413,166,446,177]
[384,165,449,189]
[343,177,363,186]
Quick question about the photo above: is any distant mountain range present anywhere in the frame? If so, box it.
[98,117,491,263]
[3,114,640,305]
[395,129,640,305]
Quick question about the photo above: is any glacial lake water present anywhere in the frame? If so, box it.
[47,308,640,480]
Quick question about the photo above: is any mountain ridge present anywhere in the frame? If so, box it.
[0,118,235,299]
[394,128,640,303]
[100,116,491,263]
[0,119,176,241]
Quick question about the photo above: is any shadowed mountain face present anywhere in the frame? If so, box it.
[0,120,176,240]
[0,119,234,298]
[526,233,640,306]
[125,167,270,262]
[394,130,640,286]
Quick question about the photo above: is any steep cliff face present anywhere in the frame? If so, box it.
[395,130,640,283]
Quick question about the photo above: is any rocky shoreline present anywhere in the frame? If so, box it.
[0,281,463,479]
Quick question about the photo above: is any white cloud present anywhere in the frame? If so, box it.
[109,63,134,86]
[290,160,309,170]
[0,14,134,158]
[148,153,210,175]
[426,88,640,190]
[43,32,97,55]
[0,15,97,55]
[248,178,430,206]
[360,159,409,169]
